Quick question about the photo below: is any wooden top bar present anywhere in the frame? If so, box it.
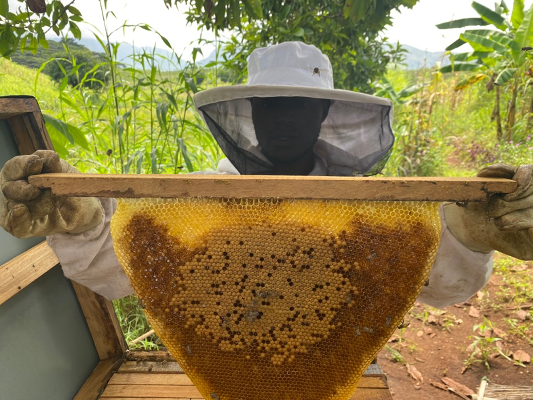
[28,173,517,201]
[0,97,40,119]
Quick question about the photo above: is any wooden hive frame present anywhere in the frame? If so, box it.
[0,96,396,400]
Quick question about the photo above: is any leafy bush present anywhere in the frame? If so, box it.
[495,136,533,166]
[45,48,110,89]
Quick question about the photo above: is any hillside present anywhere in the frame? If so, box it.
[12,37,449,72]
[401,44,449,69]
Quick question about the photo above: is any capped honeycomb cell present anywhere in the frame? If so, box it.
[111,198,441,400]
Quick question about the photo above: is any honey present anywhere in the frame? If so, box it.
[111,198,440,400]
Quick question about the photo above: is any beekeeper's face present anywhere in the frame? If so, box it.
[251,97,329,163]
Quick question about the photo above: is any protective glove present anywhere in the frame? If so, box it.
[0,150,103,238]
[443,163,533,260]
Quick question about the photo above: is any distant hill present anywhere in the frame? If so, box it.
[12,37,450,75]
[60,40,451,70]
[400,44,450,69]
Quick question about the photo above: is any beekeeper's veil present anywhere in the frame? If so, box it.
[193,42,394,176]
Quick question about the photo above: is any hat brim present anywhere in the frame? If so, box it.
[193,85,392,110]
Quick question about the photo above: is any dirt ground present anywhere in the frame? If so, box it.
[376,258,533,399]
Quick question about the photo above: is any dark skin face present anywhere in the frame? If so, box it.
[251,97,330,175]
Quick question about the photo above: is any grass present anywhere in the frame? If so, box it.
[113,295,161,349]
[0,58,62,111]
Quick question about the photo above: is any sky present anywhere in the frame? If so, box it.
[6,0,533,57]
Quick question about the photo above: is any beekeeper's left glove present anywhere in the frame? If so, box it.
[443,163,533,260]
[0,150,103,238]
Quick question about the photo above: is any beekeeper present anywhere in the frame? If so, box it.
[1,42,532,307]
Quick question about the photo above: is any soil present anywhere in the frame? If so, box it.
[376,258,533,399]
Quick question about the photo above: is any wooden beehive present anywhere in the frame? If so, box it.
[0,96,394,400]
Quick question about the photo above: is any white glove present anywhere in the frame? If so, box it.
[443,163,533,260]
[0,150,103,238]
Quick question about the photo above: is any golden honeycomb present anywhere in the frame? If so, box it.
[111,198,441,400]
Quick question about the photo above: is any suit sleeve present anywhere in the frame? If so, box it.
[47,197,134,300]
[417,205,494,308]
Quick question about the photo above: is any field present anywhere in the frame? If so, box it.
[1,50,532,398]
[379,255,533,398]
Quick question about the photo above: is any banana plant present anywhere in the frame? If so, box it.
[437,0,533,141]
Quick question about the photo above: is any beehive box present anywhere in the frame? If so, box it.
[0,96,396,400]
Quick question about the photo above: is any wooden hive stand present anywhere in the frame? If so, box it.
[0,96,394,400]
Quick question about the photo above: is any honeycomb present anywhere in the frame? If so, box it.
[111,198,441,400]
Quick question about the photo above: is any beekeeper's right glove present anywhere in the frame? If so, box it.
[0,150,103,238]
[443,163,533,260]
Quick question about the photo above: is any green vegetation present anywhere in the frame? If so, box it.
[436,1,533,141]
[464,318,504,371]
[113,295,161,349]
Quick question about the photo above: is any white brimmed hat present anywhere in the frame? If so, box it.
[194,41,395,176]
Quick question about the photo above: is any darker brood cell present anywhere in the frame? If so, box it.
[123,213,194,315]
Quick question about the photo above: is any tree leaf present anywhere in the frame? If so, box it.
[177,138,194,172]
[0,0,8,18]
[436,18,488,29]
[43,114,91,151]
[514,4,533,57]
[397,83,423,98]
[454,74,487,90]
[472,1,507,30]
[499,1,510,13]
[69,22,82,40]
[243,0,263,19]
[495,67,518,84]
[446,39,467,51]
[151,148,158,174]
[293,27,305,37]
[512,0,525,29]
[440,63,481,73]
[453,51,493,61]
[461,32,509,53]
[344,0,371,22]
[490,34,521,53]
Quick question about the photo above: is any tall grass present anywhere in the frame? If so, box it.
[23,0,224,175]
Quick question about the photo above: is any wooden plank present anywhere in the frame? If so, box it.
[73,356,122,400]
[354,375,388,389]
[8,112,54,155]
[100,383,389,399]
[351,387,393,399]
[28,173,517,202]
[109,373,192,386]
[108,373,388,389]
[101,384,202,398]
[72,281,128,360]
[0,241,59,305]
[125,350,176,362]
[0,97,40,119]
[101,398,203,400]
[119,361,184,374]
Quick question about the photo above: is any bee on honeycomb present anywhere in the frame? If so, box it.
[111,198,440,400]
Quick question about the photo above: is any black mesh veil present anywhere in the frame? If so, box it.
[198,97,395,176]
